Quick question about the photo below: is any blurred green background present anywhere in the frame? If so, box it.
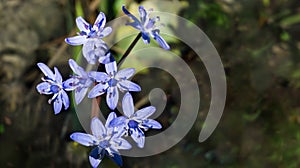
[0,0,300,167]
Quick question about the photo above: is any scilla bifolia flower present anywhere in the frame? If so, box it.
[122,5,170,50]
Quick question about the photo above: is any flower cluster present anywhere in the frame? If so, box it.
[36,5,169,167]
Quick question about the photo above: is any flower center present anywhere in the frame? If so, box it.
[108,78,118,87]
[50,85,60,93]
[99,140,110,148]
[128,120,139,129]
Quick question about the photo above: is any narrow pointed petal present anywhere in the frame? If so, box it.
[88,71,108,82]
[122,92,134,117]
[94,12,106,30]
[68,59,82,75]
[75,87,88,104]
[134,106,156,120]
[65,36,87,46]
[91,117,106,139]
[106,87,119,110]
[153,32,170,50]
[82,40,98,64]
[89,156,101,168]
[63,78,78,91]
[70,132,97,146]
[118,80,141,92]
[126,22,142,30]
[130,128,145,148]
[99,27,112,38]
[145,18,156,29]
[142,119,162,129]
[36,82,51,94]
[105,61,117,76]
[53,98,62,115]
[141,32,150,44]
[89,149,102,168]
[76,16,90,32]
[88,83,108,98]
[107,151,123,167]
[112,138,132,150]
[98,53,112,64]
[115,68,135,80]
[138,6,147,23]
[61,91,70,110]
[109,116,127,127]
[122,5,141,25]
[54,67,62,83]
[106,112,117,128]
[37,63,55,79]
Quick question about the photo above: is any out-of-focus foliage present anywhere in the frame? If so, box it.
[0,0,300,167]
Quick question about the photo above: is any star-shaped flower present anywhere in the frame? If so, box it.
[122,5,170,50]
[63,59,94,104]
[110,92,162,148]
[88,60,141,110]
[65,12,112,64]
[36,63,71,114]
[70,112,131,167]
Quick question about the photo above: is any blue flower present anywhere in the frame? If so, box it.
[110,92,162,148]
[70,112,131,167]
[36,63,71,114]
[63,59,94,104]
[88,60,141,110]
[122,5,170,50]
[65,12,112,64]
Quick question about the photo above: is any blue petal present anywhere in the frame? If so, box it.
[99,27,112,38]
[82,40,101,64]
[122,5,140,24]
[68,59,82,75]
[138,6,147,23]
[54,67,62,84]
[126,22,143,30]
[91,117,106,139]
[63,78,78,91]
[75,16,90,32]
[115,68,135,80]
[70,132,97,146]
[109,116,127,128]
[61,90,70,110]
[37,62,55,79]
[36,82,51,94]
[98,52,113,64]
[53,97,62,115]
[89,155,101,168]
[105,61,117,76]
[112,137,132,150]
[88,71,108,82]
[152,31,170,50]
[106,112,117,128]
[94,12,106,30]
[142,119,162,129]
[88,83,108,98]
[65,36,87,46]
[141,32,150,44]
[106,87,119,110]
[134,106,156,120]
[122,92,134,117]
[118,80,141,92]
[90,147,99,159]
[130,128,145,148]
[106,150,123,167]
[75,87,88,104]
[145,18,156,30]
